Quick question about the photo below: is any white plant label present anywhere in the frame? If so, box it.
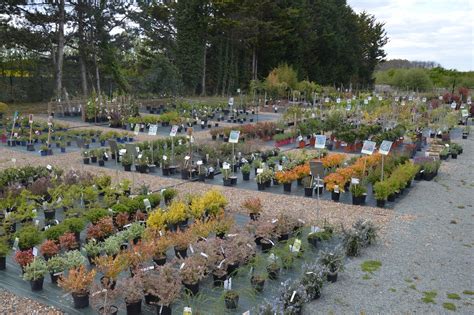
[351,177,360,185]
[148,125,158,136]
[183,307,193,315]
[224,278,232,290]
[314,135,326,149]
[189,244,194,254]
[200,252,209,258]
[32,247,38,257]
[143,199,151,210]
[180,263,186,270]
[290,290,297,302]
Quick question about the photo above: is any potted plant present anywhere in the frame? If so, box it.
[83,239,101,264]
[318,248,344,283]
[373,181,391,208]
[167,201,189,231]
[163,188,177,206]
[23,258,48,291]
[60,232,79,251]
[350,183,367,205]
[250,274,266,292]
[171,229,193,259]
[40,239,60,260]
[151,264,182,315]
[0,239,10,270]
[279,280,309,314]
[241,163,251,181]
[242,197,263,221]
[118,275,144,315]
[266,262,280,280]
[16,225,43,250]
[47,255,66,284]
[301,263,325,300]
[179,256,206,295]
[63,250,88,270]
[94,254,127,290]
[121,154,133,172]
[439,147,449,160]
[302,176,313,197]
[14,249,34,272]
[224,290,239,309]
[151,237,170,266]
[222,167,232,186]
[90,282,119,315]
[307,229,332,248]
[82,150,91,164]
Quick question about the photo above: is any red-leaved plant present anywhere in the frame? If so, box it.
[59,232,78,251]
[14,249,34,268]
[40,240,60,258]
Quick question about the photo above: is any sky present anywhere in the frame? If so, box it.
[348,0,474,71]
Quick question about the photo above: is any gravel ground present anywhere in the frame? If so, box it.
[0,289,63,314]
[306,135,474,314]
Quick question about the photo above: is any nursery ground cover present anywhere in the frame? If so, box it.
[306,135,474,314]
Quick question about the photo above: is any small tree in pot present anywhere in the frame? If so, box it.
[224,290,239,309]
[47,255,66,284]
[90,282,120,315]
[23,258,48,291]
[350,183,367,205]
[118,274,144,315]
[318,247,344,283]
[82,239,101,265]
[0,238,10,270]
[373,181,391,208]
[301,262,326,300]
[279,279,309,314]
[179,256,206,295]
[242,197,263,221]
[152,264,183,315]
[58,265,96,309]
[241,163,251,181]
[40,239,60,260]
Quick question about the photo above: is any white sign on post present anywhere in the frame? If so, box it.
[228,130,240,144]
[314,135,326,149]
[148,124,158,136]
[228,97,234,106]
[361,140,376,155]
[461,109,469,118]
[379,140,393,155]
[170,125,179,137]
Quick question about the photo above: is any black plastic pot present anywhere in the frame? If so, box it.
[198,174,206,182]
[153,256,167,266]
[126,300,142,315]
[249,213,260,221]
[327,272,338,283]
[451,153,458,159]
[376,199,386,208]
[224,294,239,309]
[181,170,190,180]
[184,281,199,295]
[27,144,35,151]
[124,164,132,172]
[223,178,232,186]
[83,158,90,165]
[260,240,273,253]
[50,272,61,284]
[230,177,237,185]
[99,305,118,315]
[331,191,340,202]
[266,265,280,280]
[156,304,172,315]
[99,160,105,167]
[162,168,170,176]
[278,233,289,242]
[212,273,227,286]
[352,194,366,205]
[257,182,265,191]
[243,172,250,181]
[30,277,44,291]
[44,209,56,220]
[308,236,318,247]
[174,247,187,259]
[387,194,395,202]
[304,187,313,197]
[144,293,159,305]
[283,182,292,192]
[0,256,5,270]
[72,292,89,309]
[251,276,265,292]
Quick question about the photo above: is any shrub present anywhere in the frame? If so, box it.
[85,208,109,224]
[59,232,78,251]
[166,201,188,224]
[23,258,48,281]
[58,265,96,295]
[40,240,60,257]
[14,249,34,268]
[62,250,87,270]
[63,217,86,234]
[147,209,167,230]
[16,225,43,250]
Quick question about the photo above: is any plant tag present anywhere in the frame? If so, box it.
[183,307,193,315]
[271,218,278,224]
[32,247,38,257]
[200,252,208,258]
[351,178,360,185]
[104,152,109,159]
[163,155,167,160]
[290,290,297,303]
[180,263,186,270]
[197,160,203,166]
[54,272,63,276]
[256,168,263,174]
[291,239,302,253]
[143,199,151,210]
[46,164,52,171]
[12,237,19,250]
[55,219,59,225]
[224,277,232,290]
[218,259,226,269]
[185,156,190,160]
[227,233,238,238]
[92,289,107,297]
[108,208,113,213]
[11,158,16,163]
[220,246,225,254]
[123,223,132,229]
[298,219,305,224]
[141,266,155,272]
[246,243,253,249]
[242,311,250,315]
[35,219,39,226]
[268,239,275,246]
[189,244,194,254]
[277,165,283,171]
[268,253,276,262]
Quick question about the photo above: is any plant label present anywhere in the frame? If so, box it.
[134,124,140,135]
[189,244,194,254]
[325,97,329,103]
[379,140,393,155]
[46,164,52,171]
[346,104,351,111]
[170,125,179,137]
[148,124,158,136]
[29,114,33,124]
[461,109,469,117]
[218,259,226,268]
[12,238,19,250]
[292,239,302,252]
[309,160,324,178]
[378,96,383,101]
[351,177,360,185]
[314,135,326,149]
[224,278,232,290]
[32,247,38,257]
[180,263,186,270]
[197,160,203,166]
[361,140,376,155]
[163,155,167,161]
[290,290,297,303]
[183,307,193,315]
[368,96,372,101]
[422,97,427,102]
[229,130,240,143]
[451,102,457,109]
[200,252,208,258]
[243,311,250,315]
[35,219,39,226]
[228,97,234,106]
[336,98,341,104]
[256,168,263,174]
[143,199,151,210]
[364,99,369,105]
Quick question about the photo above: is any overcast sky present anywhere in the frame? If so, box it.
[348,0,474,71]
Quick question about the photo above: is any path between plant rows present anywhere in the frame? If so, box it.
[306,136,474,314]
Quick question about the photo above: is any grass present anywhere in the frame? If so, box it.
[361,260,382,273]
[442,302,456,311]
[362,274,372,280]
[463,290,474,295]
[457,205,465,209]
[447,293,461,300]
[404,278,413,283]
[409,284,417,290]
[421,290,437,304]
[389,288,396,292]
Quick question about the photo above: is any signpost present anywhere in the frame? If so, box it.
[309,160,325,221]
[10,111,19,142]
[47,115,53,147]
[28,114,34,143]
[229,130,240,175]
[378,140,393,181]
[170,125,178,165]
[361,140,376,177]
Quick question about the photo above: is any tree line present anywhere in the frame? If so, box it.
[0,0,388,102]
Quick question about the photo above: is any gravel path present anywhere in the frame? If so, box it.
[306,135,474,314]
[0,289,63,314]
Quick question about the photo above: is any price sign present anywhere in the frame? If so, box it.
[309,161,324,178]
[148,124,158,136]
[314,135,326,149]
[379,140,393,155]
[228,130,240,143]
[170,125,179,137]
[361,140,376,155]
[461,109,469,117]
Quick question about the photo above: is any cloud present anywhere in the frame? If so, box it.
[348,0,474,71]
